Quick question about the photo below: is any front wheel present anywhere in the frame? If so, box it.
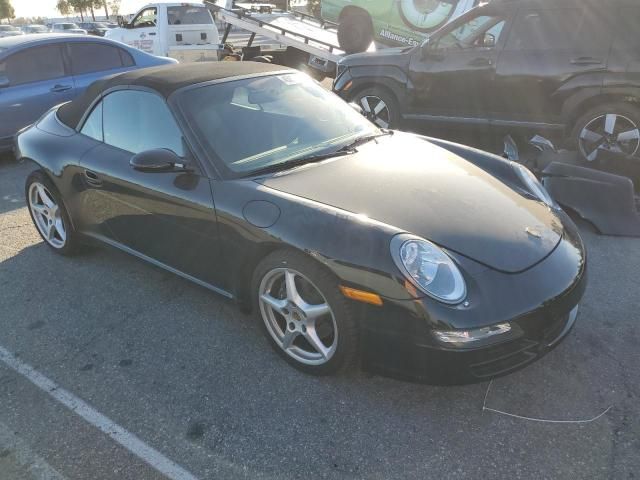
[352,87,400,129]
[253,250,359,375]
[571,103,640,162]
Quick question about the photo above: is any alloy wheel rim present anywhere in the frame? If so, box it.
[360,95,390,128]
[579,113,640,161]
[28,182,67,249]
[259,268,338,366]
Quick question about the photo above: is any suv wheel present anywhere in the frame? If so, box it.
[572,103,640,162]
[353,87,399,129]
[337,10,373,54]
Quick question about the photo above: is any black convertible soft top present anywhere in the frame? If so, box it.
[57,62,293,130]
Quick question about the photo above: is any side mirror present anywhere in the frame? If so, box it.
[0,76,9,88]
[481,33,496,48]
[130,149,187,172]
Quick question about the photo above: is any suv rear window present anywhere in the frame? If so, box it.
[167,6,213,25]
[506,8,611,51]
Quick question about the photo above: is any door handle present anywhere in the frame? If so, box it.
[570,56,602,65]
[84,169,102,186]
[50,84,72,93]
[148,32,156,36]
[469,57,493,67]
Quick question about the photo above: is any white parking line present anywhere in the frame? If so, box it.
[0,345,200,480]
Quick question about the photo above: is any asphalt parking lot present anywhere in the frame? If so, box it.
[0,153,639,479]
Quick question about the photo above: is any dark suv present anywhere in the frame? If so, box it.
[333,0,640,161]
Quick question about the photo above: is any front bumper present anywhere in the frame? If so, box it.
[355,220,587,385]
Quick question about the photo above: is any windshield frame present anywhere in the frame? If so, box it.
[171,71,379,180]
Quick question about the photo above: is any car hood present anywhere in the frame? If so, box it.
[341,46,413,68]
[257,133,563,273]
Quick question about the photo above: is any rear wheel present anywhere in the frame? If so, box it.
[572,103,640,162]
[25,171,80,255]
[337,10,373,54]
[253,250,358,375]
[352,87,400,129]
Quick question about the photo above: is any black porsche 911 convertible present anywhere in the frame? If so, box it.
[16,62,587,384]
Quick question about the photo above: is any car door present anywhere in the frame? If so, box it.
[127,7,158,54]
[493,6,615,126]
[67,41,136,92]
[406,7,512,123]
[77,88,221,285]
[0,44,75,143]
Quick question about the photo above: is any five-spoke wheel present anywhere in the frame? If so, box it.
[353,87,400,130]
[28,182,67,249]
[25,171,79,255]
[253,251,358,375]
[260,268,337,365]
[573,103,640,162]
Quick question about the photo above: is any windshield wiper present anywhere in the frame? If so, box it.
[247,131,393,177]
[335,130,393,153]
[248,149,354,177]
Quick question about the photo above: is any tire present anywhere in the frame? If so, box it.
[252,250,359,376]
[337,10,373,54]
[25,170,81,256]
[571,102,640,163]
[352,86,400,129]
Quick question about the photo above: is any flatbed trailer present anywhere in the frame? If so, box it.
[205,0,355,78]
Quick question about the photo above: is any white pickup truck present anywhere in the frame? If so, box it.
[105,2,223,63]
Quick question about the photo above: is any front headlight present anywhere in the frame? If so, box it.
[391,234,466,304]
[511,162,556,207]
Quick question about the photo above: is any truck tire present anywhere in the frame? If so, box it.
[337,10,373,54]
[571,102,640,162]
[352,87,400,129]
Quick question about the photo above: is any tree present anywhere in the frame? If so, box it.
[56,0,72,17]
[102,0,109,19]
[0,0,15,22]
[108,0,121,17]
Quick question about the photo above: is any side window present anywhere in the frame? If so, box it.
[80,101,103,142]
[132,8,157,28]
[69,43,128,75]
[3,45,66,86]
[614,8,640,51]
[103,90,184,156]
[436,15,507,50]
[506,9,611,51]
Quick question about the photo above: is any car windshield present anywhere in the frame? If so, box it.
[59,24,78,30]
[181,73,378,175]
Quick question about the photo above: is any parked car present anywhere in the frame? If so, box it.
[105,3,222,63]
[78,22,109,36]
[16,62,586,384]
[322,0,478,53]
[0,34,176,152]
[51,23,87,34]
[334,0,640,161]
[21,25,50,34]
[0,25,24,38]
